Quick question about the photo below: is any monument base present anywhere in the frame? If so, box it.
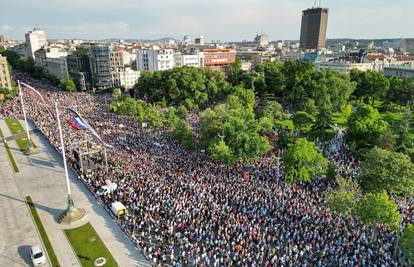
[59,195,86,224]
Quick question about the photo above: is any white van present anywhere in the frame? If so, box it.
[96,182,117,197]
[110,201,127,217]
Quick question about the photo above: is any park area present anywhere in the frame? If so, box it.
[65,223,118,267]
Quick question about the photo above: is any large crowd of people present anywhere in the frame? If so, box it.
[1,72,413,266]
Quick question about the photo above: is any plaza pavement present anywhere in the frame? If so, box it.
[0,119,151,267]
[0,122,50,267]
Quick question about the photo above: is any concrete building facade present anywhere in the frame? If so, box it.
[300,7,329,50]
[119,68,140,90]
[173,53,203,68]
[90,44,112,91]
[136,47,174,72]
[317,61,374,74]
[0,55,12,89]
[384,63,414,79]
[203,48,236,73]
[44,57,68,80]
[25,27,47,59]
[67,49,94,91]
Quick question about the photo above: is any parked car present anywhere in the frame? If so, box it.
[30,245,46,266]
[96,182,117,196]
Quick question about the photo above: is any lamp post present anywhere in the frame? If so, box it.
[55,101,86,224]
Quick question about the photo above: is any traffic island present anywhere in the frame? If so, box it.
[64,222,118,267]
[25,196,60,267]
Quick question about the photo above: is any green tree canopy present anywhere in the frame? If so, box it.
[209,138,235,164]
[282,138,328,183]
[359,147,414,196]
[61,76,77,92]
[200,88,270,163]
[356,191,401,232]
[326,176,361,216]
[134,66,232,109]
[171,120,195,149]
[399,224,414,262]
[347,104,389,148]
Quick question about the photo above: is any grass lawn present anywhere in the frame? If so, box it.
[0,128,19,173]
[5,118,37,151]
[64,223,118,267]
[381,111,414,144]
[26,196,60,267]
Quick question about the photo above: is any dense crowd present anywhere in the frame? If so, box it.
[1,72,413,267]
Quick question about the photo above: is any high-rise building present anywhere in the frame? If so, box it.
[25,27,47,59]
[203,48,236,73]
[90,44,112,92]
[67,48,94,91]
[299,7,329,50]
[0,55,12,89]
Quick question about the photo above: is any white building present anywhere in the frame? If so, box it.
[173,53,204,68]
[34,46,68,68]
[317,61,374,74]
[136,47,174,71]
[384,63,414,79]
[110,50,131,69]
[119,68,140,89]
[25,27,47,59]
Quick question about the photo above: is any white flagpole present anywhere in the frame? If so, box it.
[18,80,32,150]
[55,102,71,196]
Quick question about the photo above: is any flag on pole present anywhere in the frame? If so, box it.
[68,117,88,130]
[19,81,55,118]
[67,107,113,148]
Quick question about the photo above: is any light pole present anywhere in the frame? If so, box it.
[55,101,86,224]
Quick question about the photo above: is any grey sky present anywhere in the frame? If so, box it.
[0,0,412,41]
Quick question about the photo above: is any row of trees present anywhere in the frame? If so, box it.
[134,66,233,110]
[228,60,356,113]
[351,69,414,109]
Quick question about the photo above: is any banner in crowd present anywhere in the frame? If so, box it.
[20,81,55,118]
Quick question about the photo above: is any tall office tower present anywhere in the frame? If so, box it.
[25,27,47,59]
[90,44,112,92]
[299,7,329,50]
[67,48,94,91]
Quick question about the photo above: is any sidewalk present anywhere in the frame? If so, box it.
[0,120,50,267]
[5,119,150,266]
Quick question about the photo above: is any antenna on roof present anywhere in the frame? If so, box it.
[314,0,317,7]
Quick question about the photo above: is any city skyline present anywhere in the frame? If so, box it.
[1,0,413,41]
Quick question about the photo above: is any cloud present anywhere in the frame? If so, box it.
[1,24,14,31]
[1,0,413,40]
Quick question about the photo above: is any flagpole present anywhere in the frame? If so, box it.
[55,101,86,224]
[18,80,32,152]
[55,102,71,196]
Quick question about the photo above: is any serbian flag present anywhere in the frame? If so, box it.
[69,117,88,130]
[67,107,113,148]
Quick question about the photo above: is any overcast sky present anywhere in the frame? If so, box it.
[1,0,413,41]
